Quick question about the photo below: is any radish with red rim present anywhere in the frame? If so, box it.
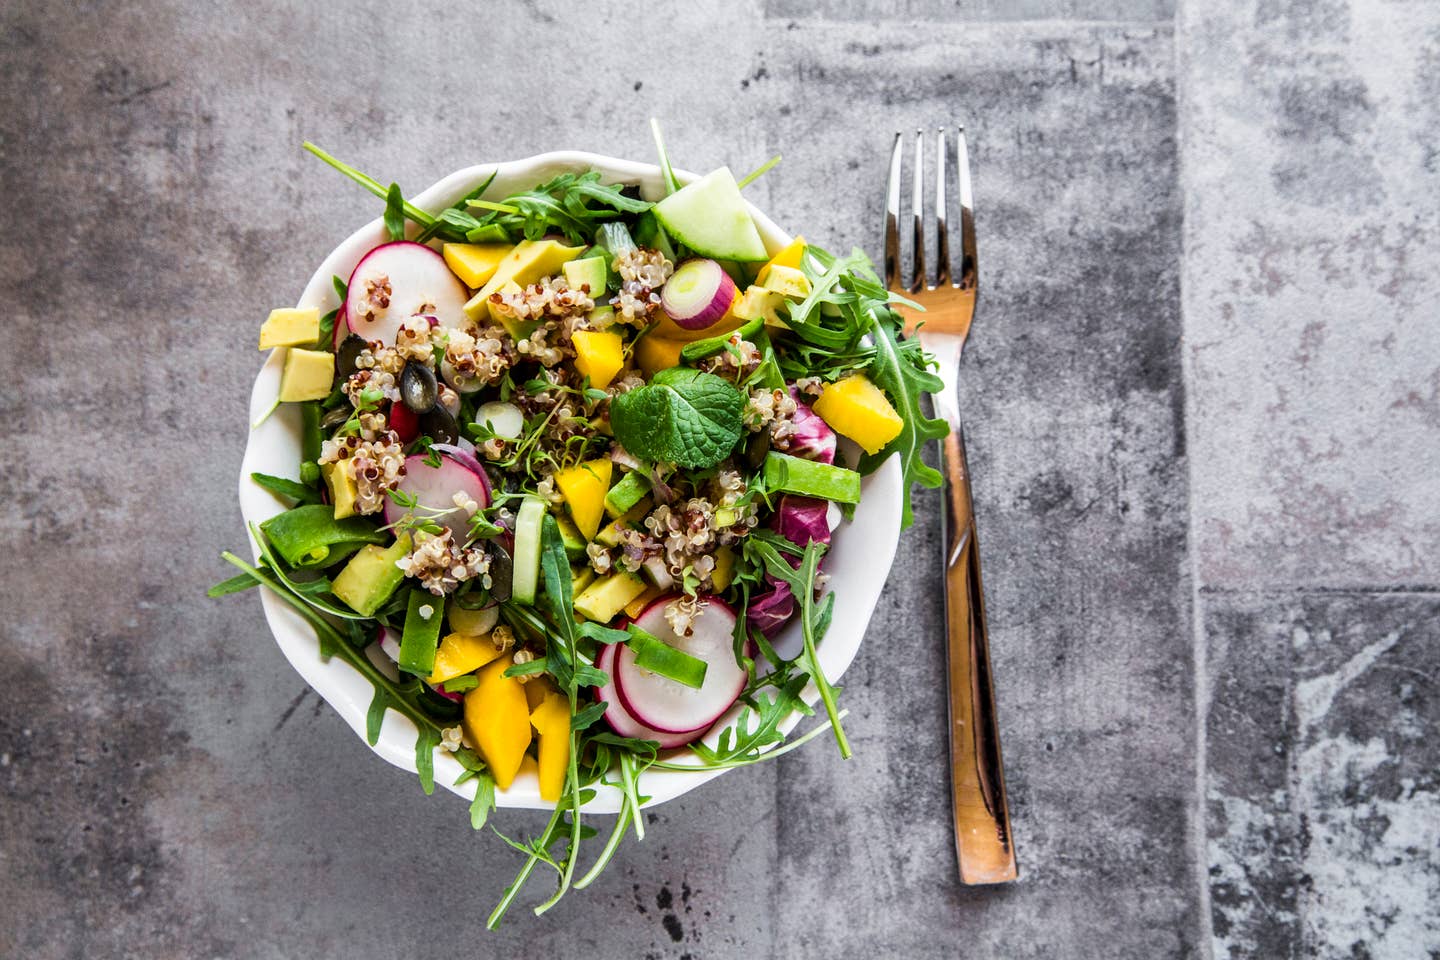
[615,595,745,734]
[384,450,491,541]
[659,258,737,331]
[593,644,700,749]
[346,241,468,344]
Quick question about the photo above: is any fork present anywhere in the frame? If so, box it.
[884,127,1018,884]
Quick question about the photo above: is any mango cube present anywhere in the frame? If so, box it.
[529,692,571,802]
[764,235,806,271]
[553,459,612,540]
[572,330,624,389]
[462,655,532,790]
[634,335,686,377]
[812,374,904,455]
[442,242,511,288]
[425,632,505,685]
[259,307,321,349]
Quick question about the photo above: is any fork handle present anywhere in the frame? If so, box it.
[942,425,1019,884]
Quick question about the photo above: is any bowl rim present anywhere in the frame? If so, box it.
[239,150,903,812]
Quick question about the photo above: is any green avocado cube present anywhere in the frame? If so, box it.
[278,347,335,402]
[573,571,649,623]
[332,534,412,617]
[603,470,651,519]
[563,256,609,299]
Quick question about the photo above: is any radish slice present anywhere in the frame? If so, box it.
[377,625,401,663]
[475,401,524,440]
[615,595,745,734]
[384,450,491,541]
[660,258,737,331]
[346,241,468,344]
[594,644,702,749]
[431,443,490,489]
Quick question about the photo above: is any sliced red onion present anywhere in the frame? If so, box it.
[660,258,737,331]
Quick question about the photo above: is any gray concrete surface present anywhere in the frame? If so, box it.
[0,0,1435,958]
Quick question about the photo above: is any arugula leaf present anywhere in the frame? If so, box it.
[609,368,745,468]
[250,472,321,506]
[206,572,260,598]
[860,309,948,528]
[384,183,406,241]
[469,771,497,829]
[415,725,441,795]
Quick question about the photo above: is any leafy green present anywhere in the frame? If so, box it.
[859,311,948,527]
[251,472,322,506]
[383,183,406,241]
[464,171,652,245]
[609,368,745,468]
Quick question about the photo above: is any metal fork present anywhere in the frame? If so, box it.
[884,127,1018,884]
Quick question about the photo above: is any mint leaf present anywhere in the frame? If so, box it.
[610,368,744,468]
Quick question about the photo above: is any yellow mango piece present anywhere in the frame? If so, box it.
[765,235,806,271]
[321,459,359,520]
[259,307,321,349]
[529,692,571,802]
[572,330,624,389]
[426,632,504,685]
[277,347,335,402]
[463,239,584,322]
[711,546,736,592]
[756,264,811,299]
[462,655,532,790]
[442,242,511,288]
[634,335,686,377]
[553,459,612,540]
[523,674,559,711]
[813,374,905,455]
[623,585,663,620]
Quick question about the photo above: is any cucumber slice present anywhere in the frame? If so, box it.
[511,496,547,605]
[653,168,769,262]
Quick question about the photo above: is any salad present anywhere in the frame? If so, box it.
[213,124,945,925]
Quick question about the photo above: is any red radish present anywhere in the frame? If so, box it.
[660,258,738,331]
[377,625,401,662]
[428,683,463,703]
[346,241,468,344]
[615,595,745,735]
[384,450,491,541]
[388,401,419,444]
[594,644,702,749]
[431,443,489,487]
[332,305,350,350]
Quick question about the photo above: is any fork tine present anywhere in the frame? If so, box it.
[935,127,952,288]
[884,133,902,289]
[910,129,926,293]
[957,124,977,291]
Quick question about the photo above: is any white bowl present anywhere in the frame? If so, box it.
[239,152,903,812]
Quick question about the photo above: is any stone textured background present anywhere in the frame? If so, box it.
[1,1,1435,958]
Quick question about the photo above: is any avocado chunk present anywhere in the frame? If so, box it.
[332,534,412,616]
[554,515,587,560]
[571,564,596,597]
[278,347,335,402]
[463,239,584,323]
[603,470,651,519]
[259,307,321,349]
[596,497,652,547]
[321,460,359,519]
[562,255,609,299]
[573,571,649,623]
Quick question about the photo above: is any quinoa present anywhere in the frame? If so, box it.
[317,433,406,515]
[443,326,513,389]
[395,528,492,595]
[355,275,391,322]
[664,595,702,639]
[743,386,798,432]
[698,336,761,382]
[489,276,594,324]
[394,315,439,364]
[611,248,673,325]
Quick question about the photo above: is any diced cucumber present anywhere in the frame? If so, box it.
[653,168,769,262]
[762,452,862,504]
[603,470,652,519]
[594,222,637,258]
[398,588,444,677]
[511,496,547,605]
